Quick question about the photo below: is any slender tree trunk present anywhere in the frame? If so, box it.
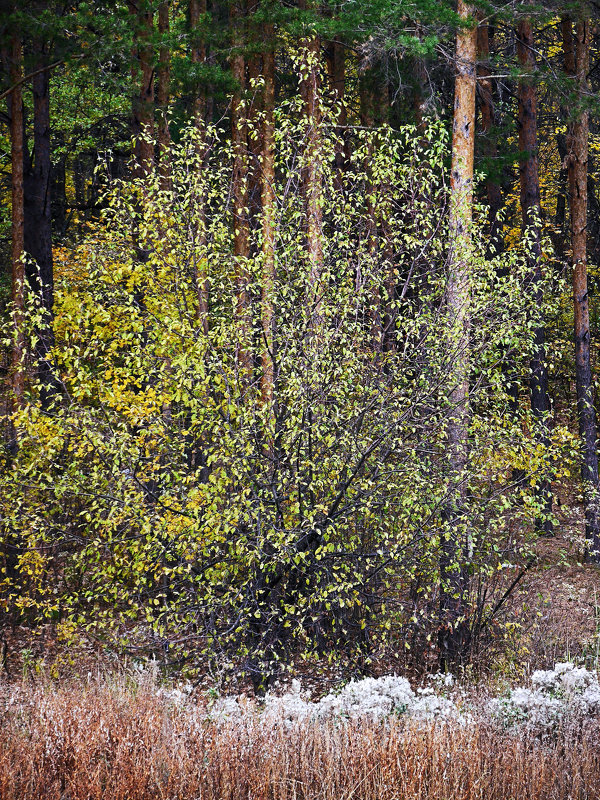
[564,17,600,558]
[190,0,209,332]
[247,47,263,234]
[476,20,503,255]
[439,0,477,668]
[299,3,323,304]
[130,1,155,176]
[50,133,67,238]
[230,0,252,374]
[157,0,171,179]
[411,54,427,129]
[22,37,54,406]
[260,31,276,406]
[516,16,553,536]
[325,37,347,191]
[359,72,381,349]
[190,0,207,127]
[9,32,25,419]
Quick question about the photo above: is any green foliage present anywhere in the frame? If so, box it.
[0,86,572,683]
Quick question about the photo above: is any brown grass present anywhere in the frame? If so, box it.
[1,677,600,800]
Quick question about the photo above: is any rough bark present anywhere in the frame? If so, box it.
[564,17,600,558]
[439,0,477,668]
[129,0,155,176]
[516,16,553,536]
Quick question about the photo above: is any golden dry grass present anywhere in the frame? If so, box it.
[1,676,600,800]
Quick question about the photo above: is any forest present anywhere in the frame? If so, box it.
[2,1,600,798]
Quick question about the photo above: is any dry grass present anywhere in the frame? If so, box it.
[1,676,600,800]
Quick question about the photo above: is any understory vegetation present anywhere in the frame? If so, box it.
[1,115,567,683]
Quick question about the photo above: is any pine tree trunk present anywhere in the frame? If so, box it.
[9,32,25,419]
[325,37,347,191]
[564,17,600,558]
[439,0,477,668]
[190,0,207,128]
[359,72,381,349]
[157,1,171,179]
[130,1,155,175]
[516,16,553,536]
[189,0,209,332]
[22,36,55,406]
[476,20,503,256]
[230,0,252,374]
[299,4,323,305]
[260,32,276,406]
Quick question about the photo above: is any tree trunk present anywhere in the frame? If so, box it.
[325,37,347,191]
[130,0,155,176]
[22,36,54,406]
[190,0,209,332]
[190,0,207,128]
[476,20,503,256]
[299,3,323,305]
[230,0,252,374]
[157,0,171,179]
[260,31,276,406]
[439,0,477,668]
[516,16,553,536]
[50,133,67,238]
[564,17,600,558]
[9,32,25,420]
[359,72,381,350]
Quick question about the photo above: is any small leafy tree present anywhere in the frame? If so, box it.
[1,87,570,684]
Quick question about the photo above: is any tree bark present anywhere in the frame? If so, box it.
[325,37,347,191]
[129,0,155,176]
[260,31,276,406]
[189,0,210,332]
[359,72,381,350]
[22,35,55,407]
[516,16,553,536]
[439,0,477,668]
[564,16,600,558]
[299,2,323,305]
[476,20,503,256]
[190,0,208,128]
[9,32,25,419]
[157,0,171,180]
[230,0,252,374]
